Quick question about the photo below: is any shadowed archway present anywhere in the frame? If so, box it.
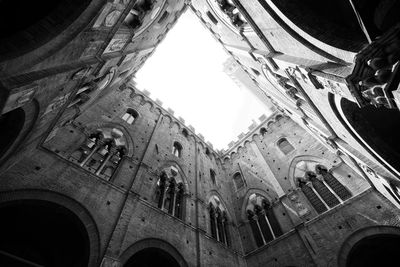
[120,238,188,267]
[0,190,100,267]
[338,226,400,267]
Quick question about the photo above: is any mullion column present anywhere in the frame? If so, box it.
[95,146,116,175]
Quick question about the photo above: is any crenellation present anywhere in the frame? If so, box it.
[1,0,400,266]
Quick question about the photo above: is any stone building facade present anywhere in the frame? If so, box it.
[1,0,400,266]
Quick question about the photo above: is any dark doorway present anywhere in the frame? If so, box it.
[346,234,400,267]
[125,248,180,267]
[0,108,25,159]
[340,98,400,172]
[0,200,90,267]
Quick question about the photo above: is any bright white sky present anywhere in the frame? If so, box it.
[136,11,269,149]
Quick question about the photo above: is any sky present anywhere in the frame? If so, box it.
[136,11,270,150]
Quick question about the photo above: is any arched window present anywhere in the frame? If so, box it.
[296,163,352,214]
[69,128,126,180]
[233,172,245,190]
[182,129,189,138]
[155,167,185,219]
[210,169,216,185]
[209,197,230,247]
[122,109,138,124]
[260,127,267,137]
[172,142,182,157]
[246,194,282,247]
[205,147,211,158]
[277,138,294,154]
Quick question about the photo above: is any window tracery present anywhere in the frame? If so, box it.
[69,128,127,180]
[295,161,352,214]
[155,166,185,219]
[208,196,230,247]
[246,194,282,247]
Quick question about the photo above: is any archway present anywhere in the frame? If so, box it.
[346,234,400,267]
[120,238,188,267]
[268,0,375,52]
[124,247,180,267]
[338,97,400,173]
[337,226,400,267]
[0,199,92,266]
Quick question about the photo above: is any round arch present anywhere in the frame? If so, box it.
[337,226,400,267]
[0,189,100,266]
[119,238,188,267]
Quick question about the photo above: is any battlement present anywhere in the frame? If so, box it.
[222,110,287,157]
[126,82,222,156]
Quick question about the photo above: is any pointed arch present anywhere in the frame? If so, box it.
[240,188,275,222]
[206,191,233,247]
[241,189,283,247]
[288,155,333,189]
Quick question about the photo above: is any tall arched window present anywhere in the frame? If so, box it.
[210,169,216,185]
[277,138,294,154]
[295,162,352,214]
[155,166,185,220]
[233,172,245,190]
[246,194,282,247]
[172,142,182,157]
[69,128,127,180]
[208,196,230,247]
[122,109,138,124]
[205,148,211,158]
